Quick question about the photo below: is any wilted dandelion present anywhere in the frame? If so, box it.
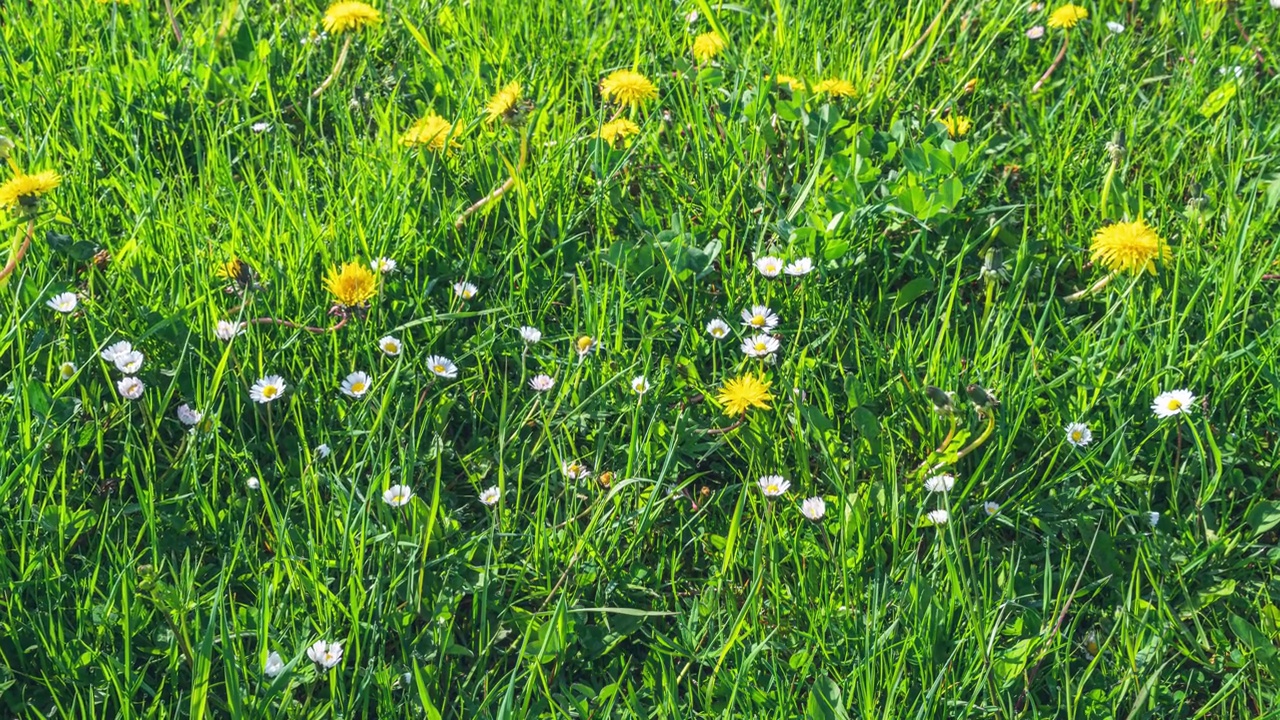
[378,336,402,356]
[479,486,501,506]
[215,320,244,341]
[340,371,371,398]
[263,652,284,677]
[117,376,144,400]
[924,473,955,493]
[382,484,413,507]
[1065,422,1092,447]
[401,113,457,151]
[370,257,396,273]
[1047,3,1088,28]
[519,326,542,344]
[529,374,555,392]
[322,1,380,33]
[706,318,730,339]
[801,496,826,521]
[426,355,458,379]
[452,281,478,300]
[600,69,658,107]
[307,640,343,669]
[597,118,640,147]
[1089,219,1170,274]
[741,305,779,331]
[176,404,202,426]
[755,255,783,278]
[1151,389,1194,418]
[58,361,77,381]
[741,333,780,358]
[784,257,814,276]
[940,114,972,138]
[0,170,60,210]
[757,475,790,498]
[47,292,77,313]
[323,263,378,307]
[250,375,286,403]
[927,509,950,525]
[692,32,726,62]
[114,350,144,374]
[716,373,773,416]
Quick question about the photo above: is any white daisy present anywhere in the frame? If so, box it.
[47,292,78,313]
[784,257,814,277]
[453,281,478,300]
[341,371,372,398]
[1272,0,1280,9]
[176,404,202,426]
[754,255,784,278]
[562,460,590,480]
[370,257,397,273]
[575,335,596,358]
[529,374,555,392]
[251,122,272,133]
[247,476,260,490]
[479,486,501,506]
[315,443,332,459]
[59,361,77,381]
[117,376,144,400]
[741,305,779,331]
[631,375,650,395]
[382,484,413,507]
[250,375,286,403]
[215,320,245,341]
[1151,389,1194,418]
[307,640,343,669]
[741,333,780,358]
[114,350,144,374]
[928,509,950,525]
[757,475,790,498]
[101,341,133,363]
[924,473,955,493]
[1147,511,1160,528]
[983,501,1000,516]
[1065,422,1092,447]
[426,356,458,379]
[519,326,542,344]
[1026,25,1045,39]
[705,318,730,339]
[1105,20,1124,33]
[263,651,285,677]
[800,496,825,521]
[378,336,403,357]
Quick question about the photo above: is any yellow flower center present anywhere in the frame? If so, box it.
[433,365,445,373]
[754,342,768,351]
[712,328,725,337]
[384,342,397,352]
[765,484,779,494]
[351,382,365,393]
[1071,431,1082,442]
[262,386,278,398]
[1167,399,1182,410]
[751,316,764,326]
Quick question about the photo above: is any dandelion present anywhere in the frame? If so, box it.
[47,292,77,313]
[247,476,260,490]
[370,256,396,273]
[741,305,779,331]
[117,376,144,400]
[251,122,272,133]
[58,361,77,381]
[1047,3,1088,29]
[597,118,641,147]
[479,486,501,506]
[563,460,590,480]
[307,640,343,669]
[101,341,133,363]
[0,170,61,210]
[716,373,773,416]
[323,263,378,307]
[322,1,380,34]
[401,113,457,152]
[1065,422,1092,447]
[452,281,478,300]
[263,652,285,678]
[755,255,783,278]
[924,473,956,493]
[1151,389,1195,419]
[691,32,726,62]
[519,326,542,344]
[575,335,596,358]
[176,404,202,426]
[631,375,650,395]
[983,501,1000,516]
[382,484,413,507]
[378,336,403,356]
[1105,21,1125,33]
[215,320,245,341]
[757,475,790,498]
[1089,219,1171,274]
[529,374,555,392]
[316,443,332,459]
[706,318,730,339]
[114,351,144,374]
[927,509,950,525]
[741,333,780,358]
[250,375,286,403]
[340,371,371,398]
[1147,511,1160,528]
[599,69,658,108]
[940,114,972,138]
[426,356,458,379]
[801,496,826,521]
[1026,25,1045,39]
[485,81,522,122]
[814,78,856,97]
[784,257,814,276]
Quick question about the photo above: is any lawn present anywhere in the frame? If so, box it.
[2,0,1280,717]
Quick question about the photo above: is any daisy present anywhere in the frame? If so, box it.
[519,326,542,344]
[1151,389,1194,418]
[247,476,261,490]
[705,318,730,339]
[251,122,272,133]
[801,496,826,521]
[741,333,780,358]
[1147,511,1160,528]
[340,371,372,398]
[453,281,478,300]
[176,404,202,426]
[307,640,343,669]
[529,374,555,392]
[1064,422,1092,447]
[758,475,790,498]
[741,305,779,331]
[101,341,133,363]
[426,356,458,379]
[1026,25,1045,39]
[382,484,413,507]
[754,256,784,278]
[784,257,814,277]
[983,501,1000,516]
[370,256,397,273]
[117,376,144,400]
[928,509,951,525]
[575,335,596,358]
[215,320,244,341]
[630,375,650,395]
[562,460,590,480]
[114,350,144,374]
[58,361,77,381]
[315,443,332,459]
[250,375,286,403]
[1105,21,1124,33]
[924,473,955,493]
[263,651,285,677]
[47,292,78,313]
[378,336,403,356]
[479,486,501,506]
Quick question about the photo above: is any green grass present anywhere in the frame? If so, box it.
[2,0,1280,717]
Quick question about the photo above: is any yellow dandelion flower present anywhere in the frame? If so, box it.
[216,257,243,280]
[323,262,379,307]
[1047,4,1088,29]
[400,113,457,152]
[1089,219,1171,274]
[600,70,658,108]
[770,74,805,92]
[322,1,381,34]
[814,78,857,98]
[597,118,640,146]
[0,170,61,210]
[692,32,727,63]
[940,114,972,137]
[485,81,522,122]
[716,373,773,417]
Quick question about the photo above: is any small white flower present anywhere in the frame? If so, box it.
[575,335,596,358]
[1026,25,1045,39]
[741,333,780,358]
[630,375,650,395]
[1105,21,1124,33]
[1148,511,1160,528]
[741,305,779,331]
[519,326,542,344]
[562,461,590,480]
[215,320,245,341]
[176,404,202,426]
[754,255,784,278]
[529,374,555,392]
[247,476,260,490]
[784,257,814,276]
[101,341,133,363]
[315,443,332,459]
[1151,389,1195,419]
[924,473,955,493]
[370,257,397,273]
[307,640,343,669]
[479,486,501,506]
[382,484,413,507]
[1272,0,1280,10]
[1218,65,1244,78]
[928,509,950,525]
[263,651,284,677]
[59,361,77,381]
[800,496,825,521]
[983,501,1000,516]
[117,376,144,400]
[47,292,78,313]
[426,356,458,379]
[705,318,730,339]
[251,122,272,133]
[1065,422,1092,447]
[250,375,286,403]
[378,336,403,357]
[757,475,790,498]
[453,281,478,300]
[341,371,372,398]
[114,350,144,374]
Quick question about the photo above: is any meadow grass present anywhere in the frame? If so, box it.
[2,0,1280,717]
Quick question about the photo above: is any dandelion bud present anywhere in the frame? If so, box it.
[0,135,13,160]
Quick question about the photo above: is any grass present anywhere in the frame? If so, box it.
[2,0,1280,717]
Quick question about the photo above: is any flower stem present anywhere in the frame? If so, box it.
[953,412,996,462]
[162,0,183,43]
[705,417,745,436]
[900,0,953,61]
[311,34,353,99]
[0,218,35,284]
[1031,32,1070,94]
[455,133,529,228]
[1063,272,1114,302]
[248,309,350,334]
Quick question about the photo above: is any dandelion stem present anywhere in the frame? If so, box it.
[455,134,528,228]
[705,417,745,436]
[0,218,35,283]
[1063,273,1114,302]
[953,412,996,462]
[247,310,350,334]
[1031,32,1070,94]
[311,34,353,99]
[162,0,183,43]
[900,0,953,61]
